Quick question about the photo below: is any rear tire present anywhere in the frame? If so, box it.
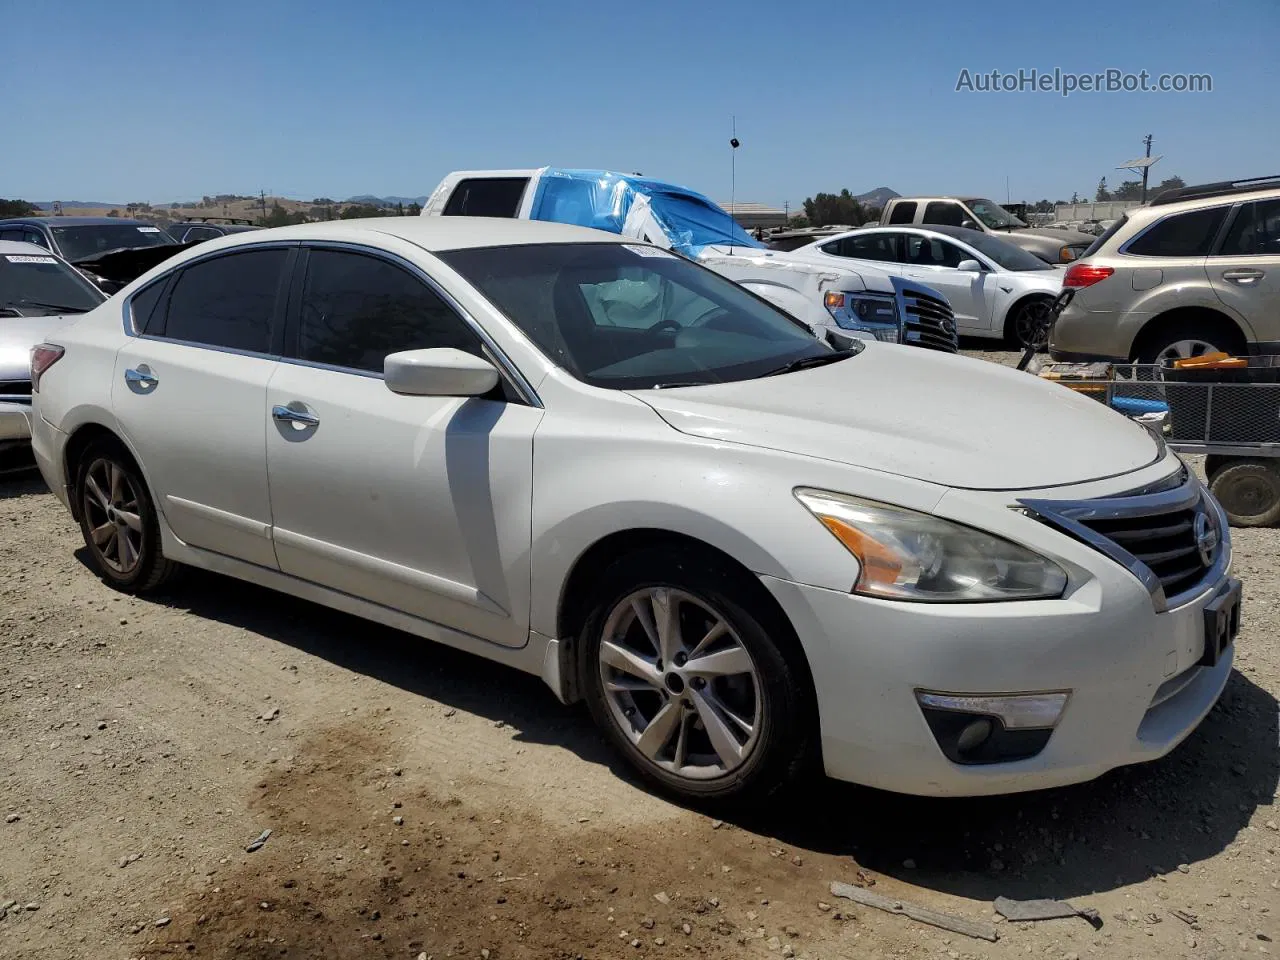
[1208,459,1280,527]
[578,546,817,809]
[75,438,179,593]
[1135,317,1245,364]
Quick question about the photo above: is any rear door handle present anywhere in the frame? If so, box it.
[272,404,320,427]
[1222,268,1265,285]
[124,366,158,390]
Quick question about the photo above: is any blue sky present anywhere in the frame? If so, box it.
[4,0,1277,208]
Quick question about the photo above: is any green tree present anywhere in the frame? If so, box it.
[801,189,867,227]
[339,203,386,220]
[258,201,310,228]
[1070,191,1079,204]
[0,199,38,217]
[395,201,405,216]
[1095,177,1110,202]
[106,209,120,218]
[407,201,422,216]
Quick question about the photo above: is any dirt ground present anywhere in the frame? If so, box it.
[1,346,1278,960]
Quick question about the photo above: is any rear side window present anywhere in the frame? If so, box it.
[1218,198,1280,257]
[1126,207,1228,258]
[1081,215,1128,258]
[293,249,483,373]
[161,248,286,353]
[821,233,901,262]
[441,178,529,218]
[922,202,967,227]
[886,201,917,225]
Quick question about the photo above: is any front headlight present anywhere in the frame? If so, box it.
[823,291,900,341]
[795,488,1068,602]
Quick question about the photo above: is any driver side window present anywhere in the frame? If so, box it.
[904,235,966,268]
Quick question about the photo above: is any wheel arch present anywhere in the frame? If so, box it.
[63,422,132,520]
[553,527,814,707]
[1130,306,1249,362]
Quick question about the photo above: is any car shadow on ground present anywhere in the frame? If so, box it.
[0,469,47,499]
[122,561,1278,906]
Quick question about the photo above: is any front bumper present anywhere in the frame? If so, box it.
[0,401,33,445]
[761,467,1236,797]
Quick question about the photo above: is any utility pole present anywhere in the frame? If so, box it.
[1140,134,1153,203]
[259,189,268,222]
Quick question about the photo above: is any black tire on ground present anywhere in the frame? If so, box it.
[1208,458,1280,527]
[1134,317,1245,364]
[578,546,817,808]
[1004,297,1053,350]
[74,438,180,593]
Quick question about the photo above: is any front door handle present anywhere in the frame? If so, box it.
[272,404,320,427]
[124,365,158,390]
[1222,268,1265,285]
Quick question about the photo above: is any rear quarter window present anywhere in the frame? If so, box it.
[1125,207,1228,258]
[442,178,529,217]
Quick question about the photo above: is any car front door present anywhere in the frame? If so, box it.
[264,245,542,648]
[1209,198,1280,345]
[111,245,292,569]
[898,233,986,331]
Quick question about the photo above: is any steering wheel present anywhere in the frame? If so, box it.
[645,318,682,337]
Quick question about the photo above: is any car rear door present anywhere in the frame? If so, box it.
[263,244,542,648]
[1209,198,1280,345]
[111,244,293,569]
[815,232,905,275]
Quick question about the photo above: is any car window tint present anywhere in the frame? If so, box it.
[922,202,967,227]
[162,248,285,352]
[1219,199,1280,257]
[1127,207,1228,257]
[24,230,48,248]
[129,280,166,334]
[886,201,917,225]
[0,229,26,242]
[905,235,965,268]
[823,233,900,262]
[441,178,528,218]
[295,249,483,373]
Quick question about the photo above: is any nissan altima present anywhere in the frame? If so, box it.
[29,217,1239,805]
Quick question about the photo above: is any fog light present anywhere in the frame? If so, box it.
[916,690,1070,766]
[915,691,1069,729]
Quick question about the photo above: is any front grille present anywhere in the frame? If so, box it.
[0,379,32,404]
[897,284,959,354]
[1077,507,1208,598]
[1021,472,1223,610]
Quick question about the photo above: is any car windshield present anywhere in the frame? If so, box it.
[51,224,175,262]
[968,199,1027,230]
[957,231,1055,271]
[439,242,841,390]
[0,251,106,316]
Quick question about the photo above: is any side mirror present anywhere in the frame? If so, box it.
[384,347,499,397]
[960,219,977,231]
[955,259,983,273]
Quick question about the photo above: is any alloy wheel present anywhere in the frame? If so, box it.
[597,587,762,780]
[1015,300,1052,349]
[82,458,145,575]
[1156,338,1221,364]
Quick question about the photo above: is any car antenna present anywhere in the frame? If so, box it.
[728,116,740,256]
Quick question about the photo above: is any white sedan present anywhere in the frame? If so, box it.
[29,217,1238,805]
[793,225,1065,347]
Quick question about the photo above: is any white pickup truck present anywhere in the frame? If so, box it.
[422,167,958,353]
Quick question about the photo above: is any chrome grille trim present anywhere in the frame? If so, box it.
[890,277,959,354]
[1019,472,1230,613]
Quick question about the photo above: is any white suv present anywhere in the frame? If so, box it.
[1051,176,1280,363]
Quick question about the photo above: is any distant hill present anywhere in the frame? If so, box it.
[32,201,126,211]
[855,187,899,207]
[346,194,428,206]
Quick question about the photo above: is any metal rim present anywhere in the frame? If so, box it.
[1015,300,1052,349]
[597,587,762,781]
[82,458,144,575]
[1156,338,1221,363]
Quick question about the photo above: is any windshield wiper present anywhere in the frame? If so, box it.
[651,381,706,389]
[13,299,90,314]
[761,348,858,378]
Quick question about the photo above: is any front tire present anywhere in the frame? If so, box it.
[75,439,179,593]
[1004,297,1053,350]
[579,547,816,807]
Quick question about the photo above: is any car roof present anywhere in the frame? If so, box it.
[0,216,157,227]
[183,216,626,254]
[825,224,990,244]
[0,239,67,257]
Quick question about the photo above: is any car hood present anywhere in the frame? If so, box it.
[0,314,78,379]
[1004,227,1096,245]
[627,342,1160,491]
[697,245,895,294]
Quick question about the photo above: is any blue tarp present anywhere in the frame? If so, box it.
[528,168,765,257]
